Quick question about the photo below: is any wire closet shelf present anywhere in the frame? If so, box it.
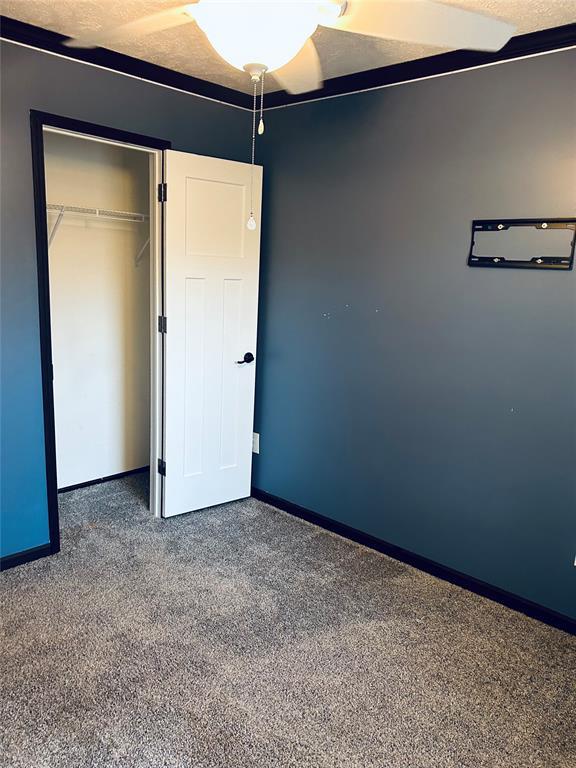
[46,203,150,264]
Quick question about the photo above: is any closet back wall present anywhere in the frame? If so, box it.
[45,133,150,489]
[0,41,250,560]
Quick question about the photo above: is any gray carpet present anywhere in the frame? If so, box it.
[1,475,574,768]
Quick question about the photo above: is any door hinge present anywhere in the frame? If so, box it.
[157,182,167,202]
[158,315,167,334]
[158,458,166,476]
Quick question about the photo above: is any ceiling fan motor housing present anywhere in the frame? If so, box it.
[243,63,268,82]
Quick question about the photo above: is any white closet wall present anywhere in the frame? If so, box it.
[45,132,151,488]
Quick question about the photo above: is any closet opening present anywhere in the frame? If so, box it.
[31,112,170,553]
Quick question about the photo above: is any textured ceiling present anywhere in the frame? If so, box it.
[2,1,574,93]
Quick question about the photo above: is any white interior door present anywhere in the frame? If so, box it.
[162,150,262,517]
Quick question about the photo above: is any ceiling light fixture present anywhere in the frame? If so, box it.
[190,1,339,74]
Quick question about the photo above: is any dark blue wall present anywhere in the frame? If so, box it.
[0,41,250,558]
[253,49,576,619]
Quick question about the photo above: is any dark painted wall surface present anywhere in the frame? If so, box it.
[0,42,250,558]
[2,40,574,620]
[253,49,576,618]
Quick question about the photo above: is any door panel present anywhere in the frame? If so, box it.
[163,151,262,517]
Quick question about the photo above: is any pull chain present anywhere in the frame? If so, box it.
[247,76,258,231]
[258,71,265,135]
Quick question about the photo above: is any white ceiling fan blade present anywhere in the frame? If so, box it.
[64,5,196,49]
[272,39,323,95]
[323,0,516,52]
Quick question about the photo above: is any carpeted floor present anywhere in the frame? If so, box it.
[1,475,574,768]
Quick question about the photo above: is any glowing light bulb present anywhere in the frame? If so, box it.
[247,215,257,231]
[258,118,265,135]
[194,0,320,72]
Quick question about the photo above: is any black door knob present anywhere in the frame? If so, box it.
[236,352,255,364]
